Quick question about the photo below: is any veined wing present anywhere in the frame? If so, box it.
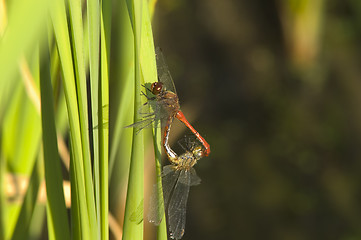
[155,47,177,95]
[124,100,161,132]
[148,165,179,225]
[124,89,171,131]
[189,167,201,186]
[167,169,191,240]
[124,115,156,133]
[177,135,199,152]
[148,182,165,225]
[162,166,181,211]
[96,100,157,131]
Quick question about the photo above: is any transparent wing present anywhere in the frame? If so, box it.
[177,134,199,152]
[124,89,171,132]
[124,114,156,133]
[148,183,165,225]
[148,165,181,225]
[155,47,177,95]
[124,101,162,132]
[189,167,201,186]
[167,170,191,240]
[162,166,180,209]
[177,136,189,152]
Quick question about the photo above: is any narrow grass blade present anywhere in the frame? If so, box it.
[140,0,157,84]
[28,204,46,239]
[87,0,101,234]
[122,0,144,239]
[50,0,93,238]
[10,158,41,240]
[2,52,41,238]
[148,0,158,18]
[108,0,135,180]
[2,70,41,174]
[67,0,98,237]
[67,0,93,208]
[107,2,135,235]
[153,127,167,240]
[0,0,49,89]
[101,0,112,62]
[39,43,70,240]
[70,160,82,240]
[140,0,167,238]
[0,154,4,240]
[99,12,109,240]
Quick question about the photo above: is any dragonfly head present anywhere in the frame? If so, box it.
[151,82,163,95]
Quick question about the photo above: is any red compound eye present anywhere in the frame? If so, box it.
[151,82,163,95]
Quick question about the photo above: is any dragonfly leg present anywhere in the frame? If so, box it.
[163,117,180,164]
[141,84,152,92]
[141,91,156,101]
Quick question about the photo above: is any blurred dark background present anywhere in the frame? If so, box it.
[151,0,361,239]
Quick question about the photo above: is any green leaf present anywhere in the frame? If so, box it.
[0,0,49,93]
[122,0,145,239]
[39,42,70,240]
[99,11,109,240]
[50,0,95,238]
[10,159,41,240]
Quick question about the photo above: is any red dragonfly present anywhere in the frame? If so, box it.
[148,132,204,240]
[126,47,210,157]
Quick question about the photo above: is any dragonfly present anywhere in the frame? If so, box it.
[125,47,210,157]
[149,124,204,240]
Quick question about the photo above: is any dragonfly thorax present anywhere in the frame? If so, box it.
[157,90,180,116]
[175,149,200,170]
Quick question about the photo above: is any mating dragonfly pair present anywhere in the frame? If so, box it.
[126,48,210,239]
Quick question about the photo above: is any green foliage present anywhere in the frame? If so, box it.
[0,0,164,239]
